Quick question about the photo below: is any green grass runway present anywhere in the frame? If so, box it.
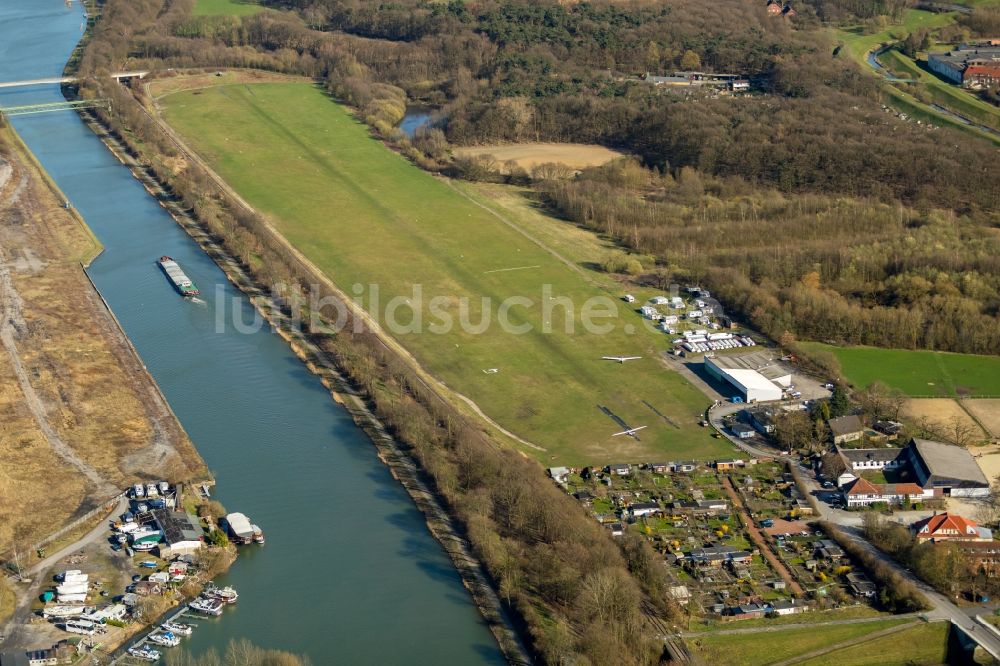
[161,82,733,464]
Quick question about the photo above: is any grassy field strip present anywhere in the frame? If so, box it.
[688,618,912,666]
[193,0,268,16]
[159,81,731,463]
[800,343,1000,397]
[795,621,950,666]
[770,620,921,666]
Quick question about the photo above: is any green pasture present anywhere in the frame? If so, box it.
[161,82,732,464]
[193,0,268,16]
[800,343,1000,397]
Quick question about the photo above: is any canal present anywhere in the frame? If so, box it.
[0,2,504,663]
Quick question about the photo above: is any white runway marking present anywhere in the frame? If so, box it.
[482,265,540,274]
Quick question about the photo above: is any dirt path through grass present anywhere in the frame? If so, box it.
[770,620,920,666]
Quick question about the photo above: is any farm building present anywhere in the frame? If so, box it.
[905,438,990,498]
[842,478,930,508]
[828,415,864,444]
[824,446,904,486]
[705,352,790,403]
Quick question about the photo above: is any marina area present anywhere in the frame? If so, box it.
[0,1,505,663]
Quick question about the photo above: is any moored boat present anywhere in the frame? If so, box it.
[251,524,265,544]
[189,597,224,616]
[148,631,180,647]
[161,621,192,636]
[203,584,238,604]
[128,645,161,662]
[157,256,200,297]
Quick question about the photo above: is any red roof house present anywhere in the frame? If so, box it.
[912,513,992,543]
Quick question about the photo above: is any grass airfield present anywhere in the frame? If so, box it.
[158,79,732,464]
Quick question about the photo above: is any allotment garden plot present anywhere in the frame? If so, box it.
[157,80,731,464]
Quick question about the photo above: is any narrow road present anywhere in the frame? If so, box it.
[793,466,1000,659]
[721,476,803,596]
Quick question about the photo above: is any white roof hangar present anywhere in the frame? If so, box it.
[705,352,791,403]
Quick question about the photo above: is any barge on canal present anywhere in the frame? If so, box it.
[157,256,200,297]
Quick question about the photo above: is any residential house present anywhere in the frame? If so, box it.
[814,539,845,560]
[828,415,864,444]
[928,46,1000,88]
[547,467,570,484]
[748,407,777,434]
[132,581,162,596]
[842,477,929,508]
[912,513,993,543]
[768,599,803,615]
[847,572,876,598]
[872,421,904,440]
[725,603,767,619]
[829,445,904,486]
[630,502,662,518]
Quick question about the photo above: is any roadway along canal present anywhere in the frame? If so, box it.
[0,1,504,663]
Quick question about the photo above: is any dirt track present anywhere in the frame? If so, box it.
[722,476,804,596]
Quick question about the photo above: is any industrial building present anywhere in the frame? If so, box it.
[704,351,791,402]
[928,45,1000,89]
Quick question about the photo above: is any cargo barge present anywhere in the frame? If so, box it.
[157,256,200,297]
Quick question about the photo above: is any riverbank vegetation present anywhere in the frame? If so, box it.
[169,638,310,665]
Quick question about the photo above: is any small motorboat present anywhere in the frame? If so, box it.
[127,645,161,662]
[203,584,238,604]
[148,631,180,647]
[189,597,224,616]
[161,621,193,636]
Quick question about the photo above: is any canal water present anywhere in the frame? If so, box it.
[0,2,503,663]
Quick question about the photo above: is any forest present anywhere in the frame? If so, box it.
[99,0,1000,355]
